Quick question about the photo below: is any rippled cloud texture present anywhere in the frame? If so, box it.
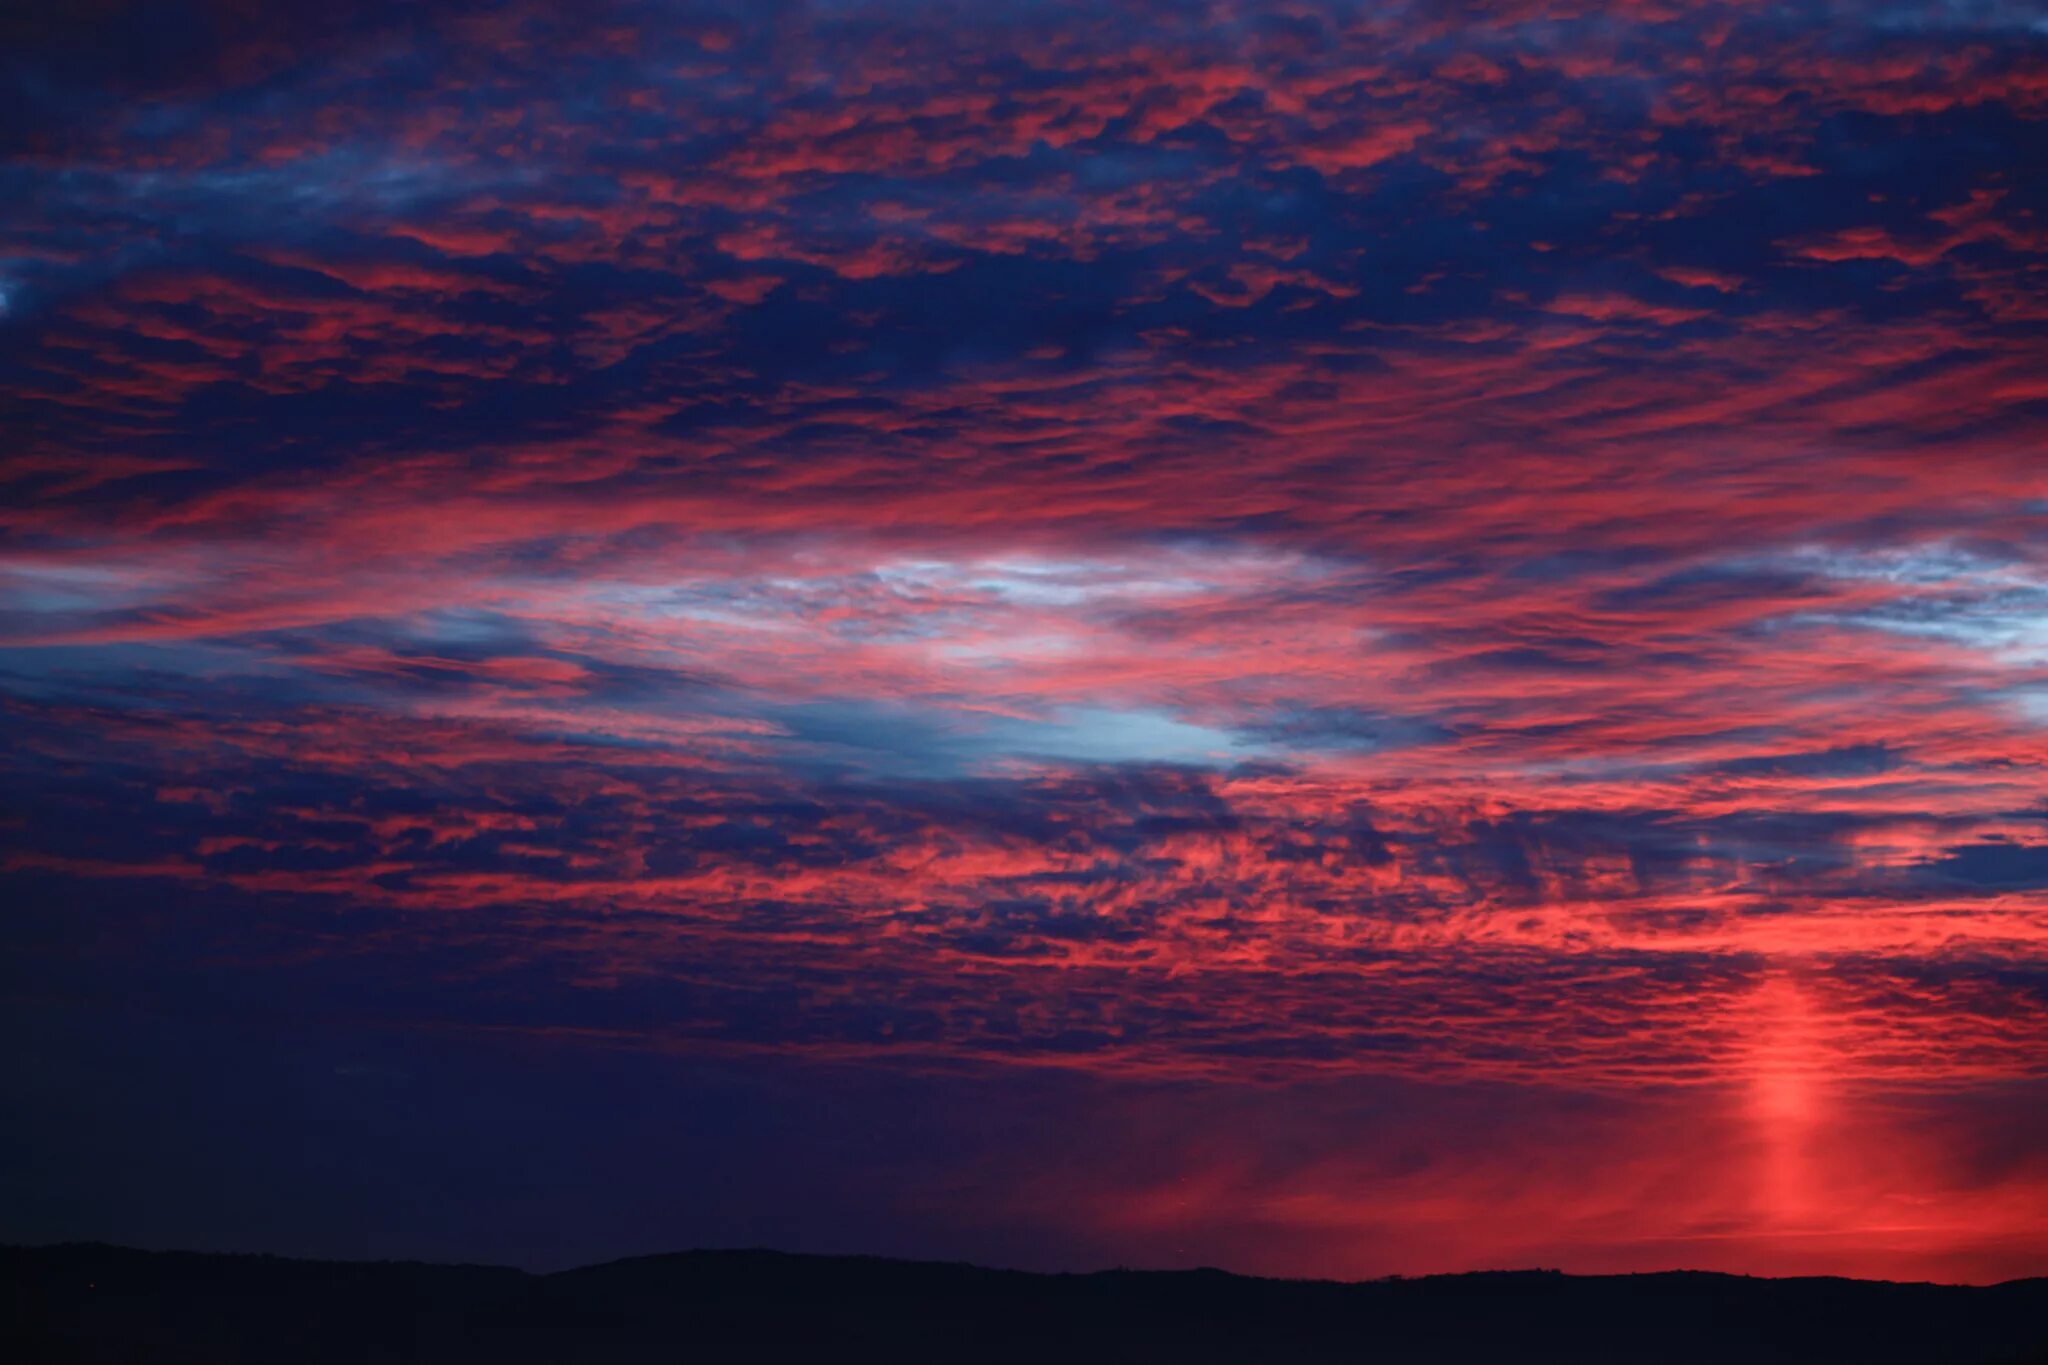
[5,0,2048,1281]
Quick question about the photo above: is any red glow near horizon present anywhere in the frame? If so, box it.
[1748,973,1827,1230]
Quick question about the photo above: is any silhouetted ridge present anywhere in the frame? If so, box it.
[6,1243,2046,1363]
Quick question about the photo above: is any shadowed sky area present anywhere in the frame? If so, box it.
[4,0,2048,1282]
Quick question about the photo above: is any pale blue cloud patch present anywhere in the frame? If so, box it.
[759,699,1249,777]
[992,706,1248,766]
[1741,542,2048,663]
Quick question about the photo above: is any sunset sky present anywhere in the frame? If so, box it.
[4,0,2047,1283]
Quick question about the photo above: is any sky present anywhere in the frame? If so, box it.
[4,0,2048,1284]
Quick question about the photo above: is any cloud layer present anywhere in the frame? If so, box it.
[4,0,2047,1279]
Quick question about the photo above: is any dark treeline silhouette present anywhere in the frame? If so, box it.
[6,1242,2047,1363]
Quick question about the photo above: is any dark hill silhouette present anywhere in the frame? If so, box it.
[5,1242,2046,1363]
